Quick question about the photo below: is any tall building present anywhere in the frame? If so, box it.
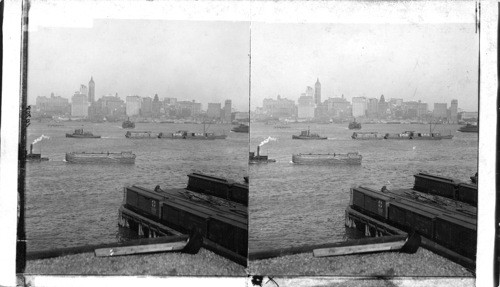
[449,99,458,123]
[305,86,314,98]
[79,84,88,96]
[126,95,141,116]
[36,93,70,114]
[325,95,350,118]
[223,100,232,123]
[141,97,153,117]
[352,97,366,118]
[207,103,222,119]
[297,94,315,119]
[88,77,95,103]
[262,95,296,118]
[366,98,379,118]
[433,103,448,120]
[314,78,321,106]
[152,94,161,117]
[71,92,89,117]
[377,95,388,119]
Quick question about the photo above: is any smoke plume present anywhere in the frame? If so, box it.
[259,136,277,147]
[33,135,50,145]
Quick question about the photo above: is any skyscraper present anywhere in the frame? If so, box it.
[224,100,232,123]
[88,77,95,103]
[450,99,458,123]
[314,78,321,105]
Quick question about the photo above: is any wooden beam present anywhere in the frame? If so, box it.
[95,240,188,257]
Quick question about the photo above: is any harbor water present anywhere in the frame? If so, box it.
[249,122,478,252]
[25,122,248,252]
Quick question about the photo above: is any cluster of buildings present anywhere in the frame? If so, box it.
[254,79,477,123]
[33,77,247,123]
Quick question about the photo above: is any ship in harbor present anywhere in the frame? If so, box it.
[249,146,276,164]
[292,152,362,165]
[65,151,136,164]
[125,131,158,138]
[26,144,49,162]
[351,132,383,140]
[458,123,479,133]
[292,128,327,140]
[231,124,249,133]
[348,119,361,130]
[66,128,101,138]
[158,124,227,140]
[122,118,136,129]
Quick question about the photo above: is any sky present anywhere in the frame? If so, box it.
[27,19,251,112]
[251,22,479,112]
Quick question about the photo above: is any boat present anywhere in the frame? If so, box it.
[26,144,49,162]
[158,123,227,140]
[125,131,157,138]
[458,123,479,133]
[47,123,64,127]
[231,124,249,133]
[65,128,101,138]
[386,121,402,124]
[274,124,291,129]
[122,118,136,129]
[249,146,276,164]
[292,128,327,140]
[65,151,136,164]
[408,132,443,140]
[292,152,362,165]
[351,132,383,140]
[348,119,361,130]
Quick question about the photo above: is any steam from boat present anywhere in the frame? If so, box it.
[33,135,50,145]
[259,136,277,147]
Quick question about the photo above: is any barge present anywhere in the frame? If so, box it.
[65,151,136,164]
[122,118,136,129]
[66,128,101,138]
[125,131,158,138]
[348,120,361,130]
[231,124,249,133]
[345,174,477,269]
[292,152,362,165]
[249,146,276,164]
[458,123,479,133]
[413,173,477,206]
[158,130,227,140]
[351,132,383,140]
[118,173,248,265]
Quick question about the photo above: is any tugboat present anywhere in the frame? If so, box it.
[292,152,362,165]
[458,123,479,133]
[122,118,136,129]
[348,119,361,130]
[249,146,276,164]
[65,128,101,138]
[65,151,136,164]
[231,124,249,133]
[292,128,327,140]
[26,144,49,162]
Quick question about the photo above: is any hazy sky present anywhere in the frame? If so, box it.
[251,22,479,112]
[28,20,250,111]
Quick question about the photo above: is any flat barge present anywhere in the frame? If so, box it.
[65,151,136,164]
[292,152,362,165]
[118,173,248,265]
[345,174,477,269]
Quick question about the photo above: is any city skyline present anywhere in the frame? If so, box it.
[27,19,250,112]
[251,22,479,112]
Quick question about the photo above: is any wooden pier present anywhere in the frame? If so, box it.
[345,180,477,270]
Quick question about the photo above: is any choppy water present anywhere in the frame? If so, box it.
[249,122,478,252]
[25,122,248,252]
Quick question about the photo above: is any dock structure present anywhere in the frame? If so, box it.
[118,173,248,266]
[345,178,477,269]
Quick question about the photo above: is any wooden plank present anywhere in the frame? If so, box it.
[313,241,406,257]
[95,241,188,257]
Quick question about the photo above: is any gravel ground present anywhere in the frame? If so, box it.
[248,248,474,277]
[24,248,245,276]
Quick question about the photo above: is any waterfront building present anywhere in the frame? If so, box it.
[88,77,95,103]
[351,97,366,118]
[314,78,321,106]
[207,103,222,119]
[223,100,232,123]
[297,94,315,119]
[141,96,153,117]
[262,95,296,118]
[126,95,141,117]
[449,99,458,123]
[366,98,378,118]
[377,94,388,119]
[71,92,89,117]
[152,94,161,118]
[177,100,201,117]
[234,111,250,122]
[324,95,350,119]
[35,93,70,115]
[460,111,478,122]
[100,94,125,117]
[403,101,419,119]
[389,98,404,107]
[433,103,448,120]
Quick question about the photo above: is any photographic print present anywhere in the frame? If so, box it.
[20,1,250,277]
[248,3,479,278]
